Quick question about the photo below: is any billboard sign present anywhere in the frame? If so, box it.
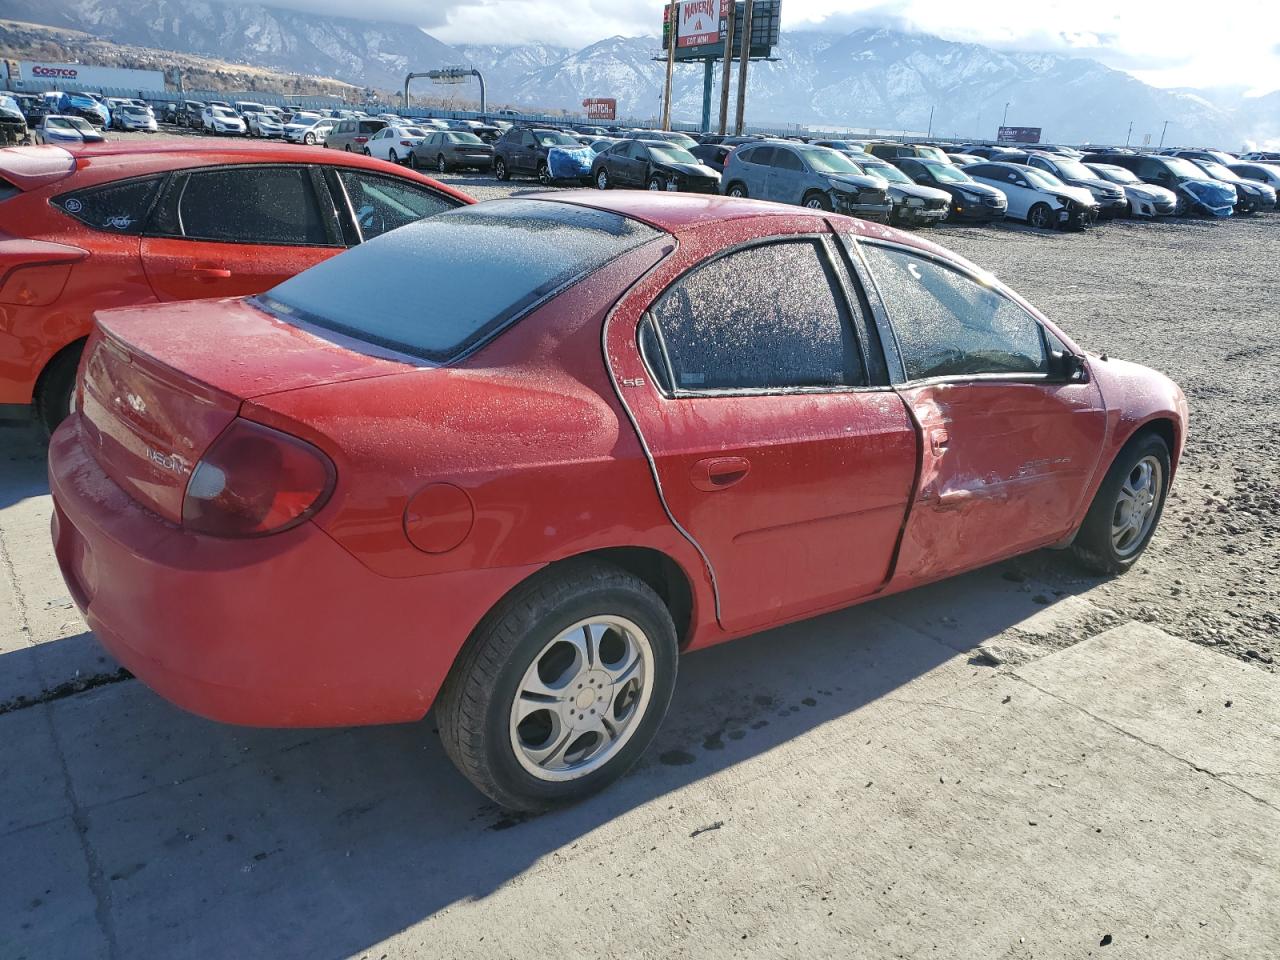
[997,125,1042,144]
[582,98,617,120]
[10,61,166,91]
[662,0,780,60]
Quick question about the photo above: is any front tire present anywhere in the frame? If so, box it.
[726,182,748,198]
[304,132,316,145]
[537,161,552,185]
[802,191,832,211]
[596,167,610,190]
[1071,432,1171,575]
[1028,202,1053,229]
[436,561,679,812]
[437,154,449,174]
[389,149,398,164]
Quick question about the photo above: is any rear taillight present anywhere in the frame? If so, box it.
[182,419,335,538]
[355,136,368,143]
[400,140,413,146]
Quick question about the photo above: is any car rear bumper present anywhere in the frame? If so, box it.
[49,415,540,728]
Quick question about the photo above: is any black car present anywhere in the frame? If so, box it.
[592,139,720,193]
[0,100,28,145]
[492,127,586,183]
[892,157,1009,222]
[178,100,206,128]
[689,142,733,173]
[417,130,494,173]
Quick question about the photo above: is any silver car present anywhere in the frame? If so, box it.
[719,141,892,220]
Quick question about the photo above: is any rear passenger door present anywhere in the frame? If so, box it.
[741,146,774,197]
[766,148,805,204]
[140,164,344,301]
[607,232,917,634]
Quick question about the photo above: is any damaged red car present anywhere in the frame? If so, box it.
[49,193,1187,810]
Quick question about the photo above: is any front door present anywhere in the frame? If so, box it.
[856,240,1107,587]
[141,164,343,301]
[607,230,917,634]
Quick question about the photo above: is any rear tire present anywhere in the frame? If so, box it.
[726,182,747,198]
[436,561,678,812]
[35,341,85,437]
[647,176,664,191]
[437,154,448,174]
[1071,432,1171,576]
[537,161,552,185]
[494,157,509,181]
[389,149,398,164]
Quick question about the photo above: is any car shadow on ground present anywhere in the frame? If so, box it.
[0,421,47,512]
[2,549,1110,958]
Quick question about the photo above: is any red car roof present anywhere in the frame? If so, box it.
[1,141,473,204]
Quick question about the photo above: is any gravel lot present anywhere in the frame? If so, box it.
[35,130,1280,668]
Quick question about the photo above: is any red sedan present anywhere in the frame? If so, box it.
[0,141,470,432]
[49,193,1187,810]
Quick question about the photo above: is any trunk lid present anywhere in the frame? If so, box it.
[79,297,410,522]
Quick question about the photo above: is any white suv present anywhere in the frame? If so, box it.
[202,106,247,136]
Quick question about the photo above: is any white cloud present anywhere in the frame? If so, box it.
[226,0,1280,93]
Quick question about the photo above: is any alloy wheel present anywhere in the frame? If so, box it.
[1111,455,1163,557]
[438,155,448,173]
[508,616,654,782]
[596,169,609,190]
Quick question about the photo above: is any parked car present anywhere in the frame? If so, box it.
[0,142,471,432]
[891,157,1009,222]
[178,100,205,128]
[234,101,269,129]
[202,106,247,136]
[588,137,622,155]
[447,119,501,142]
[946,152,984,166]
[688,142,733,172]
[0,96,28,145]
[1238,151,1280,162]
[1083,163,1178,218]
[11,93,49,124]
[112,104,158,133]
[282,113,321,142]
[592,139,720,193]
[47,192,1187,811]
[364,124,429,164]
[1184,158,1276,213]
[1228,162,1280,189]
[1169,148,1238,166]
[492,127,589,183]
[54,92,110,128]
[1019,152,1128,218]
[720,141,892,219]
[810,139,867,156]
[634,130,700,150]
[963,161,1099,229]
[417,130,495,173]
[289,118,334,146]
[325,118,388,152]
[247,109,286,138]
[32,115,106,145]
[1081,153,1236,217]
[853,157,950,227]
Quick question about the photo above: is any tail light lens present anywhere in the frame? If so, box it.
[355,136,368,143]
[400,140,413,146]
[182,419,335,538]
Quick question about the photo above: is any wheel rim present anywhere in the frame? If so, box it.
[509,615,655,782]
[389,150,397,162]
[496,160,506,178]
[305,134,314,144]
[730,186,744,197]
[1031,206,1048,227]
[538,164,550,184]
[648,179,661,191]
[597,170,608,189]
[1111,455,1163,557]
[805,197,823,209]
[438,156,447,173]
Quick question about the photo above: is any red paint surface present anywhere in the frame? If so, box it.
[0,142,471,406]
[48,193,1188,727]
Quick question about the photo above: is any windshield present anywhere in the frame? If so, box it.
[914,146,948,162]
[864,163,912,184]
[261,199,659,363]
[801,148,861,174]
[1089,164,1138,184]
[1196,160,1238,181]
[47,117,76,130]
[1021,166,1065,189]
[122,106,149,116]
[446,132,484,144]
[538,132,580,147]
[1047,157,1094,180]
[1162,157,1206,179]
[650,145,698,165]
[923,161,972,184]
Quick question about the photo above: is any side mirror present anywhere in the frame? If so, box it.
[1050,349,1089,383]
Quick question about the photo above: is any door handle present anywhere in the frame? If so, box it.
[178,265,232,280]
[691,457,750,492]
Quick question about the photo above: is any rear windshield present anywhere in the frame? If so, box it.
[259,199,660,363]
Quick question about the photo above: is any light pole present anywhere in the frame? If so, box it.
[1125,120,1133,147]
[927,104,934,138]
[1159,119,1169,149]
[1001,101,1010,131]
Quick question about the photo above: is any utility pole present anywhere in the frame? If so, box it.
[1159,119,1169,149]
[734,0,754,136]
[716,0,735,136]
[1001,101,1010,131]
[1125,120,1133,146]
[927,104,933,138]
[661,0,678,131]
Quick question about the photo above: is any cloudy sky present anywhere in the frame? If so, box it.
[262,0,1280,94]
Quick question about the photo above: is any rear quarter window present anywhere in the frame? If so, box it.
[259,198,660,363]
[53,176,164,233]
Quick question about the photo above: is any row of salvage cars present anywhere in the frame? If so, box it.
[0,137,1192,811]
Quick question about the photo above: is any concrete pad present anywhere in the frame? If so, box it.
[0,818,106,960]
[1016,621,1280,807]
[0,705,72,835]
[0,605,1270,958]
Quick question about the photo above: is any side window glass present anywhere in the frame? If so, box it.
[54,176,163,234]
[862,244,1048,380]
[336,170,459,242]
[774,150,803,171]
[750,146,775,166]
[648,240,865,392]
[628,142,648,160]
[174,167,330,245]
[637,315,673,394]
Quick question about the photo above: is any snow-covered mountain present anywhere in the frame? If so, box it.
[2,0,1266,146]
